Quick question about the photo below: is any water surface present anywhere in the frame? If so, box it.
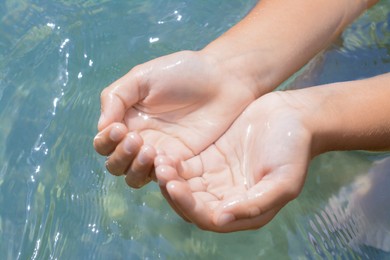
[0,0,389,259]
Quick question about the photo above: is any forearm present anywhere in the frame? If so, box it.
[299,73,390,155]
[201,0,377,97]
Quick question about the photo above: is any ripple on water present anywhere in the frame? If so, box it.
[283,3,390,91]
[1,0,389,259]
[303,158,390,259]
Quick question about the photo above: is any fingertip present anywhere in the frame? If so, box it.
[215,213,235,227]
[125,173,151,189]
[164,180,210,229]
[155,165,176,186]
[154,154,173,167]
[93,133,102,150]
[166,180,181,198]
[138,144,156,165]
[166,180,191,200]
[104,129,143,176]
[93,123,128,156]
[109,123,128,142]
[123,131,143,152]
[105,159,123,177]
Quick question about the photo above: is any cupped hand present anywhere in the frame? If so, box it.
[93,50,258,188]
[155,92,313,232]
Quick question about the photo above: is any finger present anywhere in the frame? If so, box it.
[213,166,304,227]
[156,156,217,227]
[155,154,204,181]
[155,164,191,223]
[105,132,143,176]
[165,180,218,231]
[125,144,156,188]
[98,68,147,131]
[166,178,284,233]
[211,207,282,233]
[154,155,178,186]
[93,123,128,156]
[155,155,205,191]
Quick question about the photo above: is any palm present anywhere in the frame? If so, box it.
[156,93,312,232]
[120,51,255,158]
[95,51,257,187]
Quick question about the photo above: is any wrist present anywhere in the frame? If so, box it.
[288,75,390,156]
[269,87,339,158]
[198,0,374,101]
[199,42,277,98]
[287,87,344,157]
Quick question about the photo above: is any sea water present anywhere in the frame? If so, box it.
[0,0,389,259]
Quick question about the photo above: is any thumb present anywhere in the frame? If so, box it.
[98,69,146,131]
[214,166,304,227]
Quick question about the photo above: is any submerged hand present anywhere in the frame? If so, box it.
[93,51,258,188]
[155,92,313,232]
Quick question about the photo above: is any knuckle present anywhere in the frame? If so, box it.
[248,206,261,218]
[100,87,110,100]
[126,179,144,189]
[196,223,212,232]
[105,161,124,176]
[125,172,150,189]
[283,182,301,201]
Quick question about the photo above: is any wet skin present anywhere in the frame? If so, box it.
[94,51,258,188]
[154,92,312,232]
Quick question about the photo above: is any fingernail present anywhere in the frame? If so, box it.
[217,213,235,226]
[93,133,102,141]
[123,137,133,154]
[138,147,150,165]
[109,126,122,142]
[167,182,176,192]
[98,113,105,128]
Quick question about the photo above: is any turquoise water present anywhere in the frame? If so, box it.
[0,0,389,259]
